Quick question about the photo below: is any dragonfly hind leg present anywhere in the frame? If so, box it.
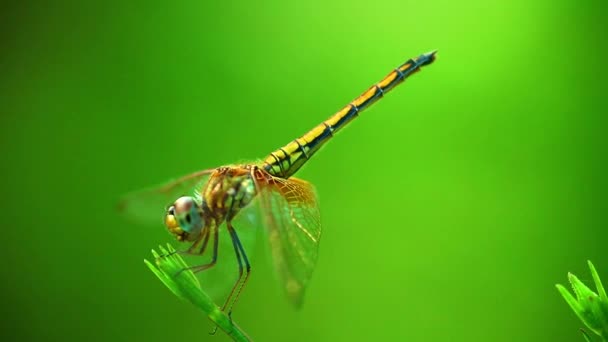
[225,221,251,316]
[210,221,251,335]
[210,221,250,335]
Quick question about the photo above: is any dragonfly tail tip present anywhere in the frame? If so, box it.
[426,50,438,58]
[419,50,438,65]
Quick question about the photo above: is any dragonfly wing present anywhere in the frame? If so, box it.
[118,169,215,226]
[256,176,322,308]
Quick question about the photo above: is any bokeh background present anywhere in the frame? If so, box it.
[1,0,607,341]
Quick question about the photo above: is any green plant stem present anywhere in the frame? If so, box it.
[145,244,251,342]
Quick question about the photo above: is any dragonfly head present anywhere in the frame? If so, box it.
[164,196,204,242]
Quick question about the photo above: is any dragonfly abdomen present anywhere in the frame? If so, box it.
[263,51,437,179]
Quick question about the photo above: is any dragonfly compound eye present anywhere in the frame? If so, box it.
[169,196,204,241]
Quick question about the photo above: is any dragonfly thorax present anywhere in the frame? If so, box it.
[202,166,257,222]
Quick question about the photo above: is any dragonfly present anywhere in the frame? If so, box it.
[120,50,437,318]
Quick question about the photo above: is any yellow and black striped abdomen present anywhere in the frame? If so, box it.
[263,51,437,179]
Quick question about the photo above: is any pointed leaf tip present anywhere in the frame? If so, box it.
[557,284,582,312]
[588,260,607,302]
[167,243,176,253]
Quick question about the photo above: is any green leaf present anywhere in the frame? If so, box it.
[145,244,251,342]
[557,261,608,341]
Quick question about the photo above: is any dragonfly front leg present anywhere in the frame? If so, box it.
[175,225,219,276]
[181,226,212,256]
[159,226,210,258]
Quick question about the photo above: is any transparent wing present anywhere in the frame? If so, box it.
[256,175,322,308]
[117,169,215,225]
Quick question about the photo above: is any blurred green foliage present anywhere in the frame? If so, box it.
[1,0,607,341]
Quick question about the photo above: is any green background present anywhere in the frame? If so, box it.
[1,0,606,341]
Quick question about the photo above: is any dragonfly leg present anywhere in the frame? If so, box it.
[159,226,210,258]
[175,226,219,276]
[183,226,212,256]
[225,221,252,315]
[210,221,251,335]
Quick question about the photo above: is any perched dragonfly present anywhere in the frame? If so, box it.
[120,51,437,317]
